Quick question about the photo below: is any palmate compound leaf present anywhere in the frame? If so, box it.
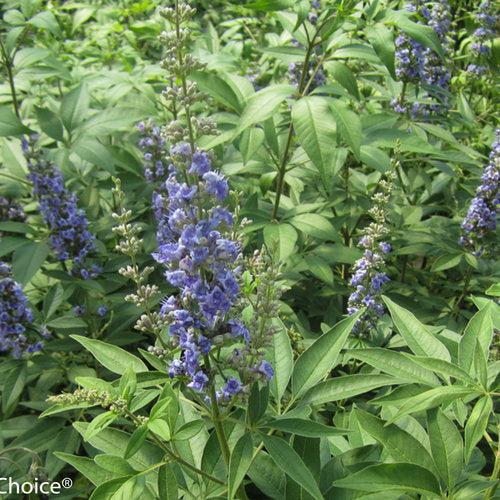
[332,463,441,496]
[292,311,363,398]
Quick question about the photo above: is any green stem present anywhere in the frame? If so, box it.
[0,38,21,119]
[204,356,248,499]
[125,409,224,485]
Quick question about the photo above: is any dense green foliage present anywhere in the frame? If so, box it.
[0,0,498,498]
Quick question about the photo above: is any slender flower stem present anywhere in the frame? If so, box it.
[0,38,21,119]
[125,409,224,485]
[271,39,316,220]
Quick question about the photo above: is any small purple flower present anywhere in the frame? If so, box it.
[257,360,274,379]
[97,306,108,317]
[218,377,243,400]
[187,370,209,392]
[73,305,86,317]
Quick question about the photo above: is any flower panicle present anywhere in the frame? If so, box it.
[460,130,500,256]
[0,261,41,358]
[22,137,100,280]
[393,0,452,117]
[347,167,396,336]
[111,178,167,337]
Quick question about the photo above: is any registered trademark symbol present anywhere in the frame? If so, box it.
[61,478,73,489]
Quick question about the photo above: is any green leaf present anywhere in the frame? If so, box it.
[427,408,463,489]
[300,374,398,406]
[431,253,463,272]
[61,83,90,132]
[325,62,360,99]
[304,254,334,285]
[73,423,163,471]
[347,348,439,386]
[485,283,500,297]
[29,11,60,36]
[54,452,118,486]
[35,106,64,142]
[290,213,335,241]
[292,96,337,184]
[267,319,293,403]
[47,315,87,329]
[409,355,477,386]
[240,127,265,163]
[94,454,136,475]
[174,419,205,441]
[329,101,362,159]
[71,335,148,375]
[383,296,450,361]
[191,71,242,112]
[84,411,117,441]
[236,84,293,135]
[366,24,396,77]
[0,106,29,136]
[246,0,295,11]
[264,418,349,438]
[459,303,494,374]
[74,139,115,172]
[2,364,26,415]
[292,313,361,397]
[333,463,440,495]
[263,435,323,499]
[124,425,149,459]
[158,464,178,500]
[464,396,492,463]
[355,410,436,474]
[78,107,144,136]
[360,145,391,173]
[263,223,298,262]
[229,434,253,499]
[12,241,50,285]
[388,386,478,423]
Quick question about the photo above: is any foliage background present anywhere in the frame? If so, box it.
[0,0,498,498]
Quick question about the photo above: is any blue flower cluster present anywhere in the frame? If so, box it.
[0,262,42,358]
[289,1,326,93]
[148,142,272,399]
[137,121,167,184]
[0,196,26,224]
[347,172,395,335]
[23,139,99,280]
[460,130,500,255]
[347,239,391,333]
[467,1,497,76]
[393,0,451,116]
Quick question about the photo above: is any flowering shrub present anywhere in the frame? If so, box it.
[0,0,498,498]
